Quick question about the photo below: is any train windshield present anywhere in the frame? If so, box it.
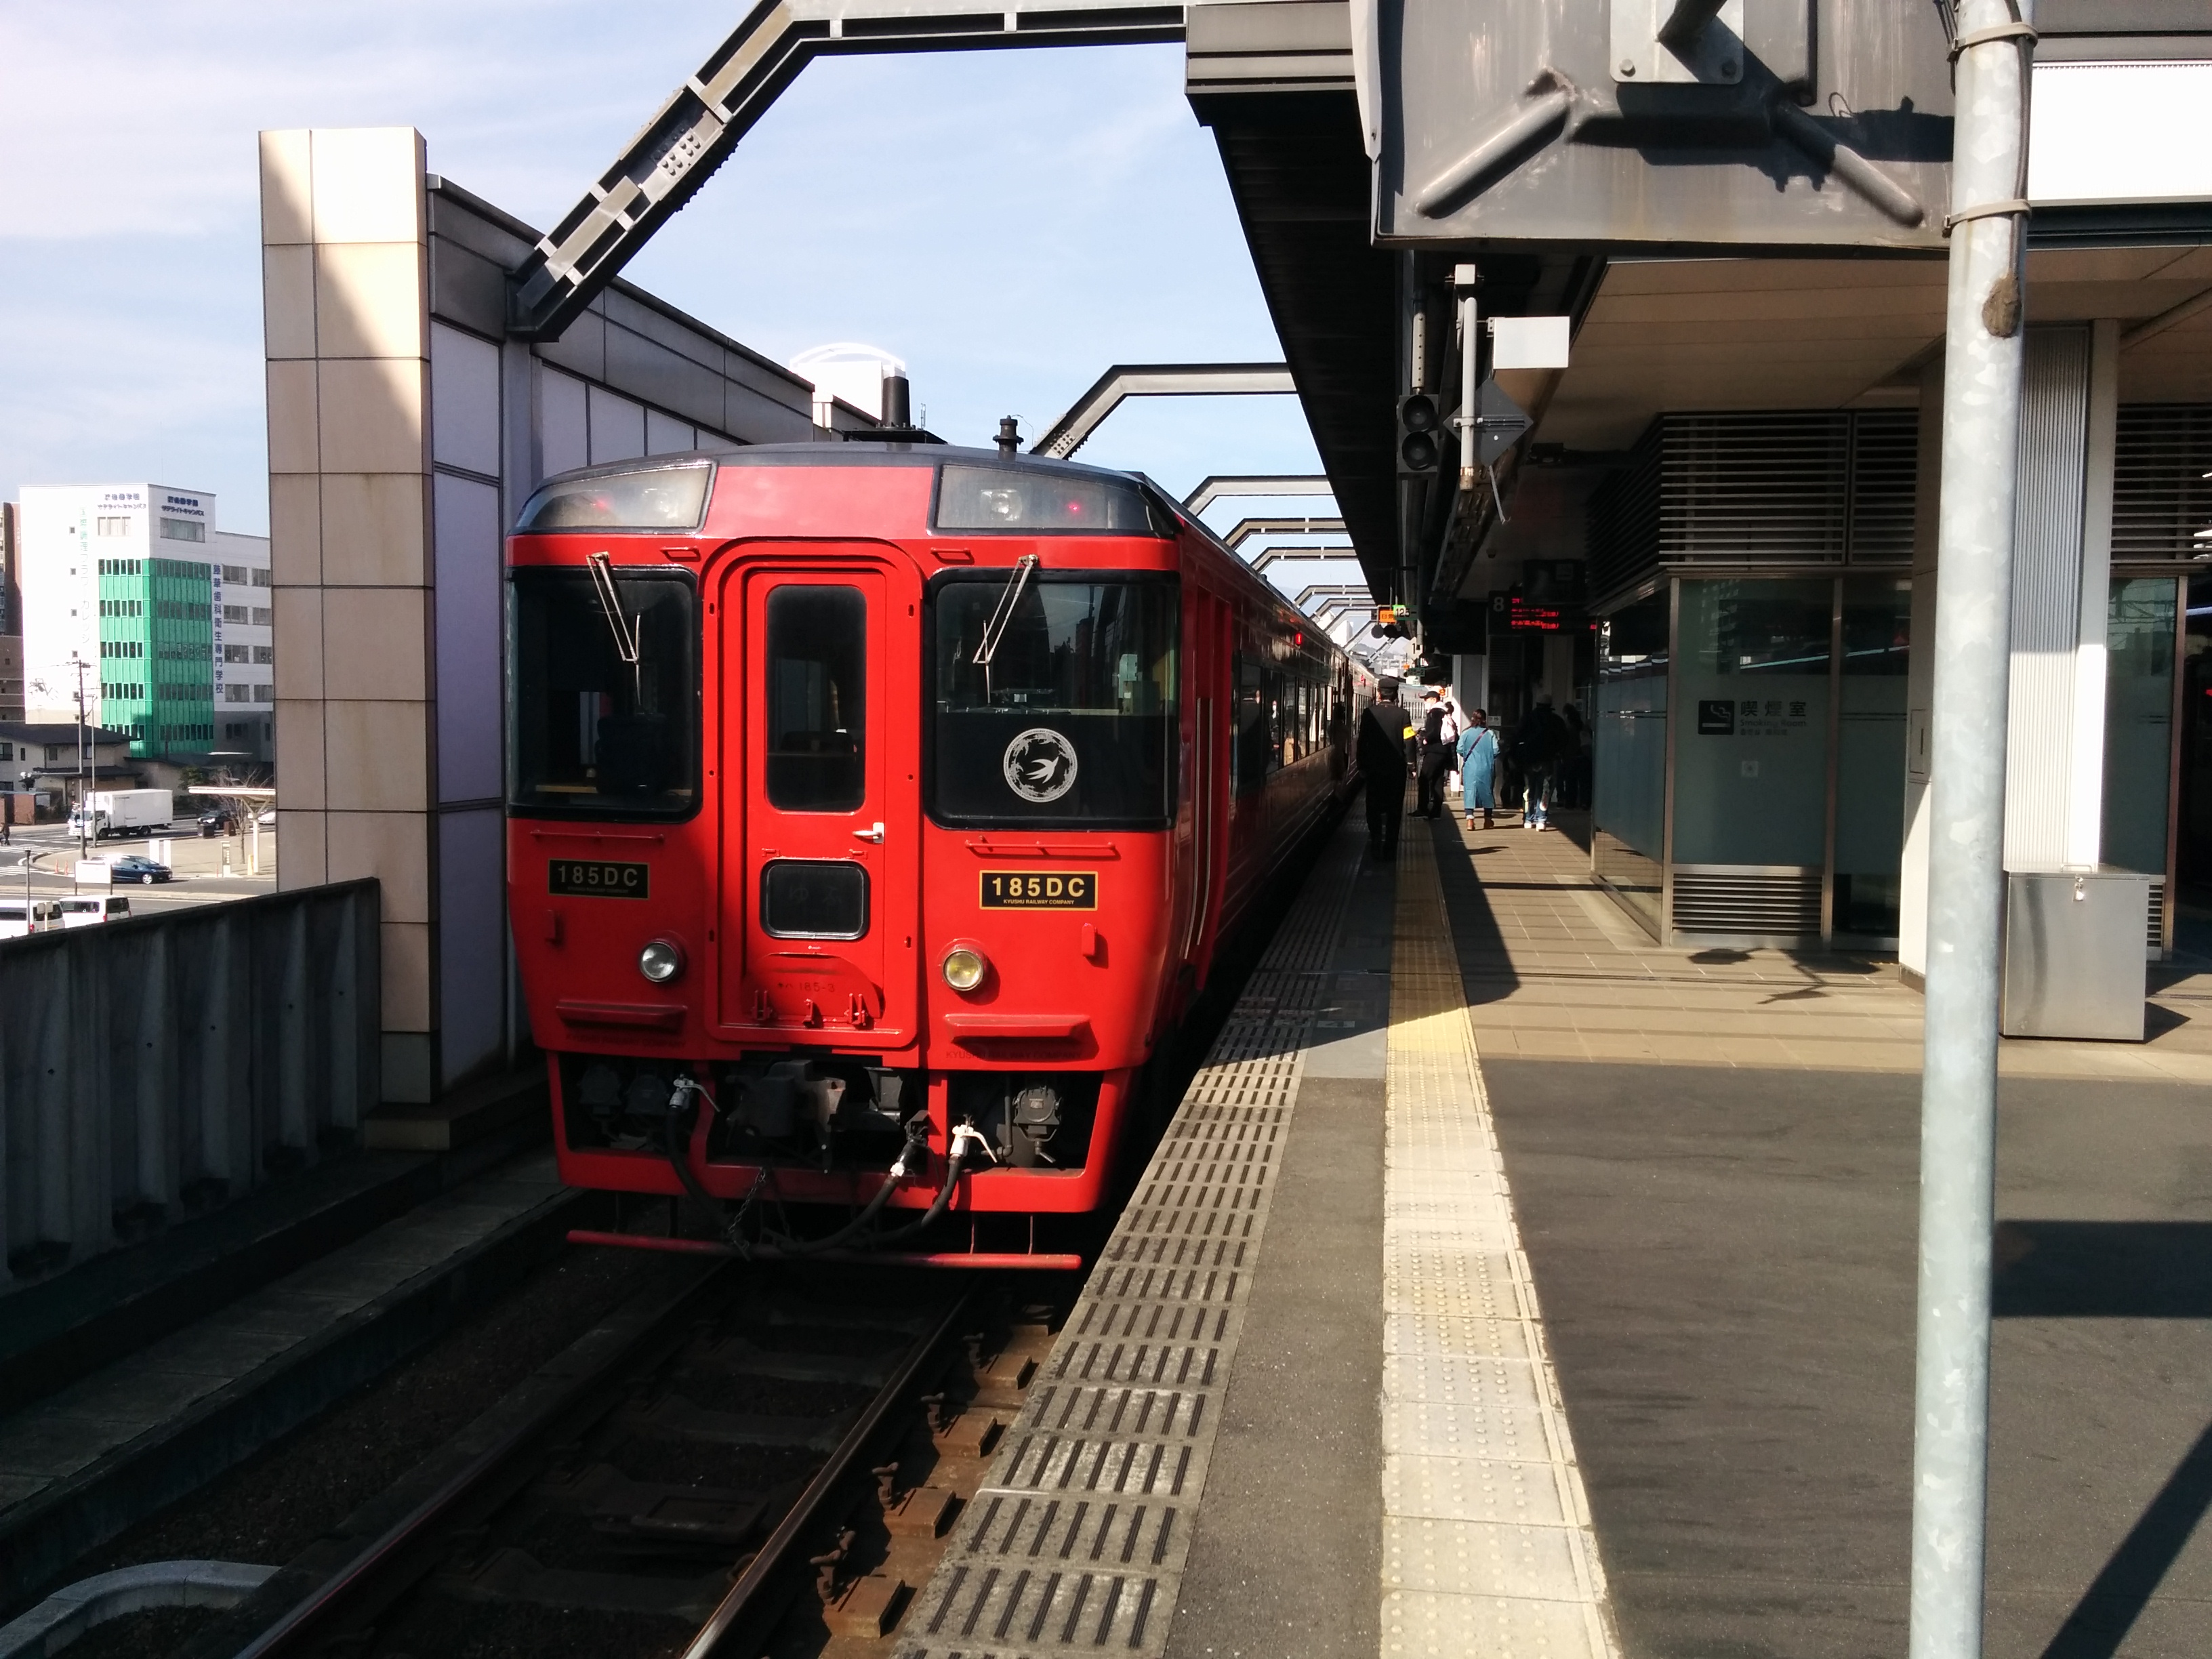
[929,575,1177,827]
[508,566,699,819]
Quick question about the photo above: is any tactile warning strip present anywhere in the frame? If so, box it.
[899,823,1362,1659]
[1380,827,1620,1659]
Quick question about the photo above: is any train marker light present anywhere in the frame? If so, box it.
[638,939,685,984]
[942,945,988,992]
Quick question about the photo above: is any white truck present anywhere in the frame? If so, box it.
[68,788,173,840]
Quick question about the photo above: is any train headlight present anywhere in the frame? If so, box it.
[941,945,988,992]
[638,939,685,984]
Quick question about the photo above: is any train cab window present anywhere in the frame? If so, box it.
[929,575,1177,827]
[508,566,698,819]
[764,586,867,812]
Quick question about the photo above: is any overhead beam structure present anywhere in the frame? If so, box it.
[1248,544,1357,574]
[508,0,1187,340]
[1222,515,1345,550]
[1182,473,1334,514]
[1030,363,1296,459]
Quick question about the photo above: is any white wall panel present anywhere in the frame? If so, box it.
[2030,62,2212,207]
[430,323,501,478]
[540,368,588,478]
[437,807,506,1089]
[589,387,646,464]
[432,472,503,803]
[647,409,697,455]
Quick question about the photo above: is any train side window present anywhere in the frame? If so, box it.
[765,586,867,813]
[1232,653,1269,796]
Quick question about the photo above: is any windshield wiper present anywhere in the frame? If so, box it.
[586,552,643,698]
[971,554,1040,668]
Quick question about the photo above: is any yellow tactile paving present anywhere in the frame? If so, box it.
[1380,819,1621,1659]
[1437,814,2212,1078]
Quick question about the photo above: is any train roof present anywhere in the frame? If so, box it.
[548,441,1147,485]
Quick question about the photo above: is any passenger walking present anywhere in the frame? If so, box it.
[1512,695,1567,830]
[1457,709,1497,831]
[1414,688,1453,819]
[1357,679,1415,857]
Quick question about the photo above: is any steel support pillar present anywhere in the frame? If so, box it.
[1909,6,2034,1656]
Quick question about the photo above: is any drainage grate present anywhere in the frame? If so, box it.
[897,823,1360,1658]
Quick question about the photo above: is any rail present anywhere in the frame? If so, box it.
[0,880,380,1289]
[222,1263,1025,1658]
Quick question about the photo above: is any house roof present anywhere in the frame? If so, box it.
[0,722,136,745]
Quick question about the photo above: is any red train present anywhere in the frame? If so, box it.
[506,442,1360,1263]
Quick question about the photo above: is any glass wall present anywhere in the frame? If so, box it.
[1835,577,1911,937]
[1671,579,1833,867]
[2102,576,2177,878]
[1593,590,1668,929]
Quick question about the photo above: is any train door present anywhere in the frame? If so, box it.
[1177,588,1234,990]
[719,551,921,1042]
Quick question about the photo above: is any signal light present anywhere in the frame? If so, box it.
[1397,393,1444,478]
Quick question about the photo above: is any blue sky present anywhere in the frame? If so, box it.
[0,1,1327,537]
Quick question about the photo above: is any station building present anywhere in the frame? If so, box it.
[1176,1,2212,971]
[13,483,274,766]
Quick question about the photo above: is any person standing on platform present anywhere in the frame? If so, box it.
[1458,709,1497,831]
[1358,678,1415,857]
[1414,688,1453,819]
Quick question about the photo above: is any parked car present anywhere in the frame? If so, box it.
[0,899,64,939]
[58,895,131,927]
[110,855,173,886]
[198,809,238,838]
[257,806,276,826]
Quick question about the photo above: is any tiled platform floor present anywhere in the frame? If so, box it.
[1442,809,2212,1083]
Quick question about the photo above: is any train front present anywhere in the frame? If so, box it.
[504,447,1189,1261]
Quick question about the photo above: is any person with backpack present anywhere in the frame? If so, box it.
[1512,695,1567,830]
[1414,688,1454,819]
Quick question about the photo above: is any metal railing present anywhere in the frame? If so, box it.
[1,880,380,1288]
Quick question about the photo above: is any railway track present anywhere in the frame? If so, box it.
[222,1260,1061,1659]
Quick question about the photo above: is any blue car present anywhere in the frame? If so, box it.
[108,856,173,886]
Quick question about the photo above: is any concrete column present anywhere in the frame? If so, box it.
[262,127,438,1102]
[1898,322,2121,975]
[1900,359,1943,977]
[2002,323,2116,873]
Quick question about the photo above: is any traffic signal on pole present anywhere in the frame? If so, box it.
[1397,392,1443,478]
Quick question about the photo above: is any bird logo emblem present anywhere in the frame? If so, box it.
[1002,728,1079,804]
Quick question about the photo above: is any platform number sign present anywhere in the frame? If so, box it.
[980,870,1097,910]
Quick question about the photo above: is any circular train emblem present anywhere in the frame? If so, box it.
[1002,728,1079,804]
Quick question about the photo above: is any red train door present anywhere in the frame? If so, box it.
[1180,588,1233,987]
[720,551,920,1043]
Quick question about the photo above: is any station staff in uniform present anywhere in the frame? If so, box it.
[1358,678,1416,857]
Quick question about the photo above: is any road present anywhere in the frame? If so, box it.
[1,819,279,916]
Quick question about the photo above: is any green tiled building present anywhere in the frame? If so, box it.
[97,554,213,757]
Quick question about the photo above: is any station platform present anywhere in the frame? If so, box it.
[902,801,2212,1659]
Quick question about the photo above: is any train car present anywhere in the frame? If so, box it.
[506,443,1358,1261]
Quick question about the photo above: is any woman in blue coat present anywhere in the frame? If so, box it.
[1457,709,1497,831]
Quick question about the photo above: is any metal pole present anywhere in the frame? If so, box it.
[1910,6,2032,1658]
[1454,263,1479,497]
